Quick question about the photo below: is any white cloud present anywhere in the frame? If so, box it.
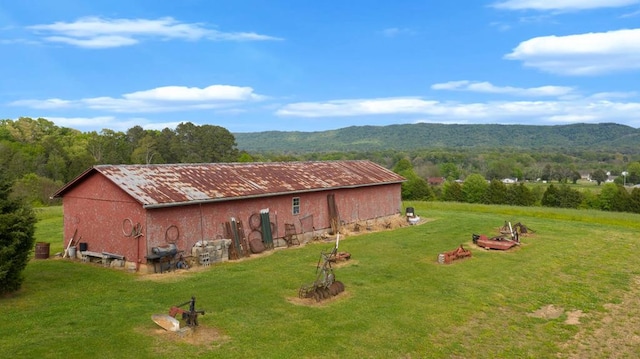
[44,116,125,130]
[492,0,640,11]
[621,9,640,17]
[589,91,638,99]
[380,27,414,37]
[10,98,73,109]
[43,35,139,48]
[431,80,574,97]
[42,116,191,132]
[27,16,282,48]
[276,98,440,117]
[124,85,264,102]
[9,84,265,113]
[505,28,640,75]
[275,96,640,127]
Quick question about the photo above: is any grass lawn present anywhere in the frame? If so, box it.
[2,202,640,358]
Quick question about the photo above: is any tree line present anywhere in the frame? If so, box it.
[1,117,239,205]
[395,160,640,215]
[3,117,640,215]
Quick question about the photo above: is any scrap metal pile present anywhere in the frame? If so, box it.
[298,236,348,302]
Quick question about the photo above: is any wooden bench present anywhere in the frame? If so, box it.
[81,251,125,267]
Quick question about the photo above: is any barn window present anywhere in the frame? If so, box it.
[292,197,300,215]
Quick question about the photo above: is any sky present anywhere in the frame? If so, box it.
[1,0,640,133]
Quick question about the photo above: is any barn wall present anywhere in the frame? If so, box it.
[144,183,402,254]
[61,173,146,265]
[61,173,401,271]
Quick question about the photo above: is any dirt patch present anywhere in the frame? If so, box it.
[286,290,352,307]
[557,276,640,358]
[564,310,586,325]
[528,305,587,326]
[529,304,565,320]
[139,324,230,353]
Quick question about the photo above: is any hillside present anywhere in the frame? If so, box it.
[234,122,640,153]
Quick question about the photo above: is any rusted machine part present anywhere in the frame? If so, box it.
[438,245,472,264]
[168,296,205,328]
[299,281,345,302]
[472,233,518,250]
[299,241,347,302]
[329,251,351,262]
[299,284,315,299]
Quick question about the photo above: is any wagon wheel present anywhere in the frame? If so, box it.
[165,225,179,244]
[249,213,261,230]
[122,218,134,237]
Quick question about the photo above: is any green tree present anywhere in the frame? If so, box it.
[439,162,460,181]
[0,175,37,294]
[591,169,607,185]
[11,173,63,206]
[599,183,630,212]
[485,179,508,205]
[462,174,488,204]
[131,133,161,164]
[542,184,583,209]
[393,158,413,174]
[627,162,640,185]
[570,170,581,184]
[173,122,238,163]
[441,181,464,202]
[401,173,434,201]
[629,188,640,214]
[506,183,536,206]
[486,160,513,180]
[541,184,559,207]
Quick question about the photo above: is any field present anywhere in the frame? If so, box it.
[2,202,640,358]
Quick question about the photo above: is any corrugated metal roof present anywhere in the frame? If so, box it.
[54,160,405,208]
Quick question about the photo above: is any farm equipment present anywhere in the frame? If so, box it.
[509,222,534,235]
[438,244,472,264]
[152,296,205,332]
[472,221,525,250]
[298,235,347,302]
[472,233,518,250]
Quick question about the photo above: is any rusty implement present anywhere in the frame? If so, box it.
[298,236,346,302]
[438,244,472,264]
[152,314,181,332]
[472,233,518,250]
[153,296,205,332]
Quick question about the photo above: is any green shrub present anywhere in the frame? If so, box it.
[0,176,37,295]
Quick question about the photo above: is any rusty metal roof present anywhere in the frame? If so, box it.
[54,160,405,208]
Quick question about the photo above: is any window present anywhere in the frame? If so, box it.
[292,197,300,215]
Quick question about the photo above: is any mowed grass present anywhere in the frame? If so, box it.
[2,202,640,358]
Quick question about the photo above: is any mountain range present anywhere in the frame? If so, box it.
[234,123,640,154]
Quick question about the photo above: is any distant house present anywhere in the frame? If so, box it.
[427,177,446,186]
[52,160,405,272]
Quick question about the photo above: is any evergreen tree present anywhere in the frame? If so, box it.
[462,174,488,204]
[507,183,536,206]
[442,181,464,202]
[0,175,37,295]
[542,184,583,209]
[485,179,508,205]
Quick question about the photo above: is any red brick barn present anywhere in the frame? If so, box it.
[53,160,405,272]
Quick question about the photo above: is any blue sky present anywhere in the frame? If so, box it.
[1,0,640,133]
